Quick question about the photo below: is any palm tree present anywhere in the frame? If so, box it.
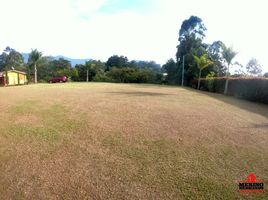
[85,61,96,82]
[222,46,237,94]
[29,49,42,84]
[194,54,213,89]
[85,61,91,82]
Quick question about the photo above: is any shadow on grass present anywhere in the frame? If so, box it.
[183,87,268,119]
[106,91,171,97]
[253,123,268,129]
[129,83,179,89]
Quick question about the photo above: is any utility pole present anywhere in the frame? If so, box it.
[181,55,185,86]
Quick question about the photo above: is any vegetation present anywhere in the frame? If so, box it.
[0,47,163,84]
[222,46,238,94]
[162,16,267,85]
[0,15,267,103]
[246,58,263,76]
[193,77,268,104]
[0,47,24,71]
[28,49,43,84]
[193,54,213,89]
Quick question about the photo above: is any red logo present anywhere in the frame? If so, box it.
[239,173,265,193]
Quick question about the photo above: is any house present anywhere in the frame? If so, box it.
[0,70,28,86]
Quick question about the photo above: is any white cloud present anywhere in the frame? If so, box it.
[71,0,107,16]
[0,0,267,72]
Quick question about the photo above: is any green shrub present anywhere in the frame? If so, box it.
[93,73,114,82]
[193,77,268,104]
[205,73,216,92]
[107,67,157,83]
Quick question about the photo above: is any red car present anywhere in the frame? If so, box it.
[48,76,67,83]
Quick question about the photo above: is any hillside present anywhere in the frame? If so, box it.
[22,53,89,67]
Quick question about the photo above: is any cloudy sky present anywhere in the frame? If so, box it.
[0,0,267,72]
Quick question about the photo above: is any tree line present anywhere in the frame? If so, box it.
[0,16,267,86]
[0,48,163,84]
[163,16,267,94]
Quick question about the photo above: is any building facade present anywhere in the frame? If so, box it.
[0,70,28,86]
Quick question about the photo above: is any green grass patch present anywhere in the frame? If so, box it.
[6,101,80,142]
[101,135,268,199]
[12,100,40,114]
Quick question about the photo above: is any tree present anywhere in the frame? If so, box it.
[233,62,246,76]
[28,49,42,83]
[264,72,268,78]
[106,55,128,70]
[222,46,237,94]
[179,16,207,42]
[129,60,161,73]
[176,16,207,85]
[194,54,213,89]
[48,58,73,79]
[162,59,178,84]
[107,67,156,83]
[246,58,262,76]
[207,41,226,76]
[70,68,79,81]
[75,60,105,82]
[0,47,24,85]
[27,56,53,82]
[85,61,96,82]
[26,56,75,82]
[0,47,24,71]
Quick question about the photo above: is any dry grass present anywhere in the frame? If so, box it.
[0,83,267,199]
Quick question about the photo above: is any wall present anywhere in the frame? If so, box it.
[7,72,19,85]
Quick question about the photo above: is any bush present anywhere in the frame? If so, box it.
[193,77,268,104]
[93,74,114,82]
[205,72,216,92]
[107,67,157,83]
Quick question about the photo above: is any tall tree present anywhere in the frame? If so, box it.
[85,61,95,82]
[178,16,207,42]
[50,58,72,77]
[129,60,161,73]
[162,59,178,84]
[176,16,207,85]
[0,47,24,71]
[246,58,262,76]
[28,49,42,84]
[207,41,226,76]
[75,60,105,82]
[194,54,213,89]
[222,46,237,94]
[106,55,128,70]
[233,62,246,76]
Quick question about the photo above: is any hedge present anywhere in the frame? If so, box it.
[192,77,268,104]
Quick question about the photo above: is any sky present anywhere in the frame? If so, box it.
[0,0,267,72]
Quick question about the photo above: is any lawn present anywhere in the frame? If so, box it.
[0,83,267,199]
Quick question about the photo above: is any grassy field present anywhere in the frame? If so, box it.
[0,83,267,199]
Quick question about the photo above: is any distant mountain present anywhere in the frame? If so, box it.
[54,55,89,67]
[22,53,89,67]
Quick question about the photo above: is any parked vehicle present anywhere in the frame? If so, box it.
[48,76,67,83]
